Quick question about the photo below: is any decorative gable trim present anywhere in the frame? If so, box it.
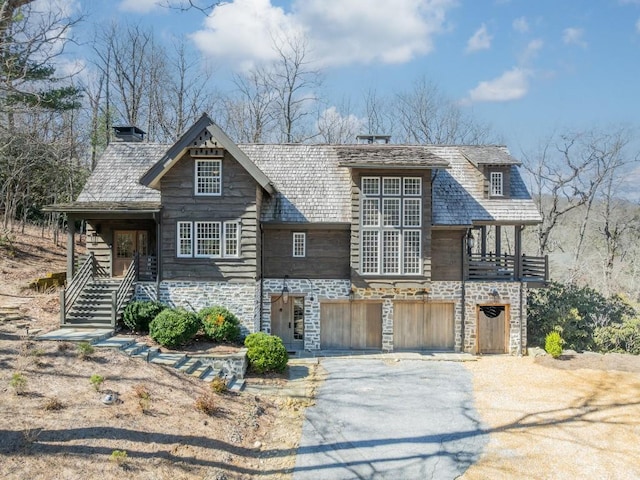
[140,113,275,194]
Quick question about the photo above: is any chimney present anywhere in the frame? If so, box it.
[113,125,146,142]
[356,134,391,144]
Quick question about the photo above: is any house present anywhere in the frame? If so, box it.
[49,114,547,354]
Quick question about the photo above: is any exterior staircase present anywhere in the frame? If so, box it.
[63,279,132,328]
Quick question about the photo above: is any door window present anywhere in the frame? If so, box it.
[293,297,305,341]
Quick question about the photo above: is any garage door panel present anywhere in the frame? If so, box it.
[321,301,382,350]
[425,303,455,350]
[394,302,425,350]
[320,303,350,349]
[394,301,454,351]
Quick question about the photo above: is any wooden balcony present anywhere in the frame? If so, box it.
[466,253,548,284]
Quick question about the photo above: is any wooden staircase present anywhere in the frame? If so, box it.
[63,279,131,328]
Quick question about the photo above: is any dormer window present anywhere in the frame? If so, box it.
[195,159,221,196]
[490,171,503,197]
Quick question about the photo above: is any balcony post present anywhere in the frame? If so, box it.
[514,225,522,280]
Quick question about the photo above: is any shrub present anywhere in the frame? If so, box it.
[122,300,167,332]
[77,342,95,360]
[244,333,288,374]
[10,372,27,395]
[132,384,151,413]
[110,450,128,466]
[594,316,640,355]
[90,374,105,392]
[149,308,199,348]
[545,330,564,359]
[194,393,217,415]
[43,397,64,411]
[210,376,228,394]
[198,306,242,343]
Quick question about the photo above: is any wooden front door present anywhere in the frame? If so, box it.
[113,230,148,277]
[271,295,305,351]
[477,305,507,354]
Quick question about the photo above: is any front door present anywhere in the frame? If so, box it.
[477,305,507,354]
[113,230,148,277]
[271,295,305,351]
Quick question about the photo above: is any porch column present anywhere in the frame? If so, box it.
[67,215,75,281]
[514,225,522,279]
[480,226,487,256]
[155,212,162,288]
[495,225,502,256]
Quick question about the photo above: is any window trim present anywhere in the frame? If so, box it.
[292,232,306,258]
[224,221,240,258]
[490,171,504,197]
[194,159,222,196]
[177,221,193,258]
[176,220,240,259]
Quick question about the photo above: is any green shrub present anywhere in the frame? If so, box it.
[198,306,242,343]
[10,372,27,395]
[77,342,95,360]
[244,332,288,374]
[149,308,199,348]
[90,374,105,392]
[110,450,128,466]
[594,316,640,354]
[545,330,564,358]
[122,300,167,332]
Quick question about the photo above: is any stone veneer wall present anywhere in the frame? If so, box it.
[134,281,260,336]
[261,279,351,350]
[431,281,527,354]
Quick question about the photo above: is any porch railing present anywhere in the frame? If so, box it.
[466,253,548,283]
[60,253,96,325]
[137,255,157,281]
[112,252,139,327]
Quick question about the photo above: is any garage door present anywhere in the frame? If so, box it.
[394,301,455,351]
[320,301,382,350]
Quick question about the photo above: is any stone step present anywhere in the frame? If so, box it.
[0,314,27,322]
[121,342,149,356]
[93,336,136,349]
[132,346,160,362]
[150,352,187,367]
[177,357,202,375]
[201,368,222,383]
[190,363,213,380]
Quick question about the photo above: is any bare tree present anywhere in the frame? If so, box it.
[315,99,362,144]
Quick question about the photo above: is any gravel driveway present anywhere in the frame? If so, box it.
[293,358,487,480]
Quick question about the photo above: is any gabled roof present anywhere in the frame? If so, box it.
[336,145,449,169]
[459,145,521,166]
[139,113,274,194]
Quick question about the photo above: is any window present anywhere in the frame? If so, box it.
[177,222,192,257]
[293,232,306,257]
[360,176,422,275]
[195,159,221,196]
[490,171,503,197]
[293,297,304,341]
[177,221,239,258]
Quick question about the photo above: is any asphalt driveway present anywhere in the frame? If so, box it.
[293,358,487,480]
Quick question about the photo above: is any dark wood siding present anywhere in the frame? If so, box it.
[349,169,432,288]
[160,151,260,282]
[431,229,465,281]
[483,165,511,199]
[263,227,350,279]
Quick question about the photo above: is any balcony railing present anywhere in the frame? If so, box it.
[137,255,157,281]
[466,253,548,283]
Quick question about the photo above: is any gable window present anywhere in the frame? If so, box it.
[293,232,306,257]
[360,176,422,275]
[177,220,240,258]
[490,171,503,197]
[195,159,221,196]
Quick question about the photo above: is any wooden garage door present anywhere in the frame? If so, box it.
[394,301,455,350]
[320,301,382,350]
[478,305,507,354]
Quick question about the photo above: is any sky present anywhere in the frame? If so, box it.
[65,0,640,154]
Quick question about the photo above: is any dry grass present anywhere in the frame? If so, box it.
[461,354,640,479]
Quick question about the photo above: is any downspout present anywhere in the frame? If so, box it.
[259,223,264,332]
[461,231,467,353]
[519,280,525,356]
[155,211,161,301]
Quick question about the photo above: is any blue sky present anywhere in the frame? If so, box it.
[69,0,640,153]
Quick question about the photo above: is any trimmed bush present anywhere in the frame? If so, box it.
[244,332,288,374]
[149,308,199,348]
[545,330,564,359]
[122,300,167,332]
[198,306,242,343]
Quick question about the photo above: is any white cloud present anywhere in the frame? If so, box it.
[118,0,160,14]
[464,67,530,103]
[191,0,458,70]
[466,23,492,53]
[562,27,587,47]
[519,38,543,64]
[512,16,529,33]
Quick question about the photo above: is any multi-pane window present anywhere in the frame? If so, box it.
[293,297,305,341]
[195,159,221,195]
[177,220,239,258]
[293,232,306,257]
[361,176,422,275]
[490,171,503,197]
[177,222,193,257]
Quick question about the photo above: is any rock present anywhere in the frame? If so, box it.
[253,441,262,450]
[527,347,546,357]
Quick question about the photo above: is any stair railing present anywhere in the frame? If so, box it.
[112,253,139,327]
[60,253,96,325]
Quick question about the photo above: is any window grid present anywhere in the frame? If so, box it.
[177,222,192,257]
[490,171,503,196]
[224,222,239,257]
[293,297,305,340]
[293,232,306,257]
[360,176,422,276]
[195,159,221,196]
[403,230,421,274]
[195,221,220,257]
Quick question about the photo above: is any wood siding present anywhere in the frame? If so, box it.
[483,165,511,199]
[160,151,260,282]
[393,301,455,350]
[477,305,509,354]
[320,300,382,349]
[349,169,432,289]
[86,219,156,277]
[431,229,465,281]
[263,227,350,279]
